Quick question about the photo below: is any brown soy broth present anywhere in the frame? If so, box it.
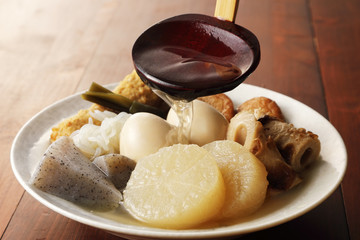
[133,17,254,100]
[138,45,242,90]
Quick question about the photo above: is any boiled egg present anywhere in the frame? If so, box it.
[120,112,175,161]
[167,100,228,146]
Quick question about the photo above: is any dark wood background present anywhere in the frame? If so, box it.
[1,0,358,239]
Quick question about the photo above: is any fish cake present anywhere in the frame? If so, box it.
[237,96,285,121]
[198,94,235,122]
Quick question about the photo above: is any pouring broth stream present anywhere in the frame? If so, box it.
[132,14,260,142]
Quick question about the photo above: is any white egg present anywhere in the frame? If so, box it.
[167,100,229,146]
[120,112,175,161]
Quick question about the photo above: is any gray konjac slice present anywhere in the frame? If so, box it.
[93,154,136,191]
[29,136,122,210]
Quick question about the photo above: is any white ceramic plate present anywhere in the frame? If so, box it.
[11,83,347,240]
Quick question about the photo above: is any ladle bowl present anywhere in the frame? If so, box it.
[132,14,260,100]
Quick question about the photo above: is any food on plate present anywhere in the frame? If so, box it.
[71,111,131,159]
[82,82,168,118]
[203,140,268,219]
[123,144,225,229]
[261,117,321,172]
[50,104,104,142]
[120,112,177,161]
[30,136,122,210]
[50,70,167,143]
[227,111,300,190]
[93,154,136,190]
[30,70,322,229]
[112,70,165,108]
[198,93,235,121]
[237,96,285,121]
[167,100,229,146]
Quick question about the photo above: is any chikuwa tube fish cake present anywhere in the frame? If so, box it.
[227,111,301,191]
[261,118,321,172]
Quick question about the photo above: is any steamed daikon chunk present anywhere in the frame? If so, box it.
[93,154,136,190]
[29,136,122,210]
[123,144,225,229]
[203,140,268,219]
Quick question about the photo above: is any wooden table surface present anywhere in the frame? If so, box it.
[1,0,359,239]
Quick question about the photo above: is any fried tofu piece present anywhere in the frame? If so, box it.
[50,104,103,142]
[113,70,164,108]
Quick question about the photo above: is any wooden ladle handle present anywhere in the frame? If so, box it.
[214,0,239,22]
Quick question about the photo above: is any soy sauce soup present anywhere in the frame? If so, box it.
[133,14,260,101]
